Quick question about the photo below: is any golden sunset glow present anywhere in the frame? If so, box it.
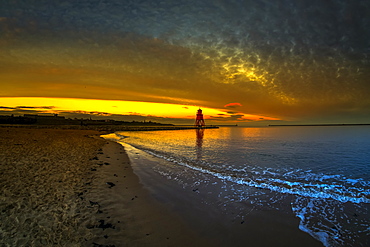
[0,1,369,125]
[0,97,276,123]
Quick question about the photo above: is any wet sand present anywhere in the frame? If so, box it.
[0,127,322,246]
[120,142,324,247]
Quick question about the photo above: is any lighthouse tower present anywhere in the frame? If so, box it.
[195,108,205,127]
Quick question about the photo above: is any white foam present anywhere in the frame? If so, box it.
[140,147,370,204]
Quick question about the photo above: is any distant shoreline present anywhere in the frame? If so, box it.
[269,123,370,127]
[0,124,218,133]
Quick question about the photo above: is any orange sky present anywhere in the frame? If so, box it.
[1,1,369,125]
[0,97,278,125]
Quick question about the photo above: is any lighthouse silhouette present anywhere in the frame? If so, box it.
[195,108,205,127]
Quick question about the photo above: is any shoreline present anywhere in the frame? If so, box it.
[269,123,370,127]
[119,141,323,247]
[86,137,213,246]
[0,124,219,133]
[1,127,323,246]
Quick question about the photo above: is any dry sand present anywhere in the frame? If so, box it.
[0,127,105,246]
[0,127,210,246]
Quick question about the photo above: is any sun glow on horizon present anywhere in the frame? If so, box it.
[0,97,277,122]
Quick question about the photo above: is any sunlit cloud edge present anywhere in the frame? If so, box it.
[0,97,279,124]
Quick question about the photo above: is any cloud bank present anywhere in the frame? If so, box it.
[1,0,369,123]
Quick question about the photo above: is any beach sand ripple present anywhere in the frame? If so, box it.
[0,128,105,246]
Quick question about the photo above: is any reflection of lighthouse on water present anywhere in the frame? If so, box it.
[195,108,205,160]
[195,128,204,160]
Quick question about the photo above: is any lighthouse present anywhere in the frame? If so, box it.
[195,108,205,127]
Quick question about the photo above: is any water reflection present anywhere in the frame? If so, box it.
[195,128,204,160]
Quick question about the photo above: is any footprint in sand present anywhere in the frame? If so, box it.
[106,182,116,188]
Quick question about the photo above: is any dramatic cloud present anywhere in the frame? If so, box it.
[1,0,369,124]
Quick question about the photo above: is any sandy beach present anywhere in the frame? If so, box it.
[0,126,322,246]
[0,127,105,246]
[0,127,209,246]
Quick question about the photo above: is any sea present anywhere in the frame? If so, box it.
[103,126,369,246]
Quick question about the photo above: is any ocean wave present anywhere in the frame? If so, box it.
[134,145,369,204]
[113,129,370,247]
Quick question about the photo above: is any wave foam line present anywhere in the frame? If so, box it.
[141,148,369,204]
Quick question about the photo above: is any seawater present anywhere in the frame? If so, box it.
[105,126,369,246]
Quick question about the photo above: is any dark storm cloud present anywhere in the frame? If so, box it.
[1,0,369,123]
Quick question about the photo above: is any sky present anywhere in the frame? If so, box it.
[1,0,369,125]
